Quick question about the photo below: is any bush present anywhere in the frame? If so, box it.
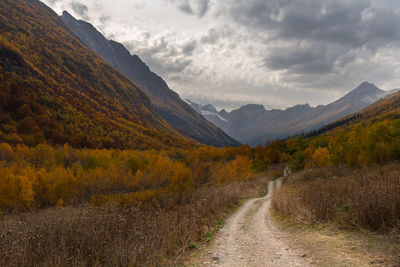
[289,151,306,172]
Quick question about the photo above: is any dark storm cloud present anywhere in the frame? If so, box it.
[70,2,89,20]
[265,45,334,74]
[228,0,370,45]
[363,8,400,47]
[226,0,400,85]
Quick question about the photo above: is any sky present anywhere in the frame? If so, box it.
[42,0,400,110]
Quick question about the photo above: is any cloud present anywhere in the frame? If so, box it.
[125,36,194,79]
[182,40,197,55]
[70,2,89,20]
[99,15,111,25]
[174,0,210,18]
[222,0,400,90]
[229,0,400,49]
[195,0,210,17]
[178,1,193,15]
[201,26,232,45]
[265,45,334,74]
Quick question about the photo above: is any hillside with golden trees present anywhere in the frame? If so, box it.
[0,0,195,149]
[263,91,400,241]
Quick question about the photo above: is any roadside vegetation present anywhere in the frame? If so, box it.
[272,164,400,231]
[0,142,283,265]
[0,173,282,266]
[271,115,400,236]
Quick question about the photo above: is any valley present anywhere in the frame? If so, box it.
[1,0,400,266]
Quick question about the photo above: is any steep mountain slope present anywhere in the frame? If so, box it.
[60,12,240,147]
[306,89,400,137]
[188,82,396,145]
[0,0,195,149]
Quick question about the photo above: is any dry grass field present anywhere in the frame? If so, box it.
[272,163,400,231]
[0,169,282,266]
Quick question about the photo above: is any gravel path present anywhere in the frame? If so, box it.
[197,169,310,266]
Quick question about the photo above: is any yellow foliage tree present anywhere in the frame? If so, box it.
[0,169,34,211]
[312,147,331,167]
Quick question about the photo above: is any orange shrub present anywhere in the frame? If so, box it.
[0,167,34,211]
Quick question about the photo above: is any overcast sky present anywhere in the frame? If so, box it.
[42,0,400,110]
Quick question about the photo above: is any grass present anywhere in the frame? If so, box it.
[203,218,225,243]
[270,163,400,265]
[272,163,400,232]
[0,168,282,266]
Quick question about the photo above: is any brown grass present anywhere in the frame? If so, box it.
[272,163,400,232]
[0,169,282,266]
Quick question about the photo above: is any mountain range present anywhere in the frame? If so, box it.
[188,82,398,146]
[60,11,239,147]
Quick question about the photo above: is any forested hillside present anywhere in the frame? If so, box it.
[0,0,194,150]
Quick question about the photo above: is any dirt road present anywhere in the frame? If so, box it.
[194,169,310,266]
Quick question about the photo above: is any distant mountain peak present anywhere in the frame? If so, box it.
[285,103,311,112]
[356,81,380,91]
[203,104,218,113]
[239,104,266,112]
[62,10,71,17]
[219,109,228,117]
[360,81,375,87]
[344,82,384,98]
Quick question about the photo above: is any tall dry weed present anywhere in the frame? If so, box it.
[272,163,400,231]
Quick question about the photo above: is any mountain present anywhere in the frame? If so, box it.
[185,99,229,129]
[188,82,397,146]
[0,0,195,149]
[60,12,239,147]
[306,89,400,137]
